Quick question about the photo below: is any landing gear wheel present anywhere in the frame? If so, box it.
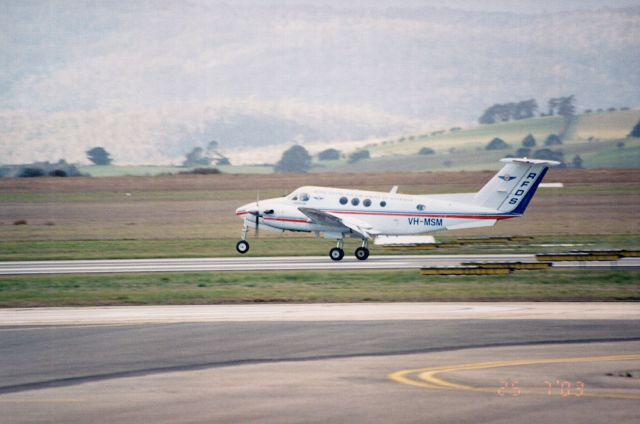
[355,247,370,261]
[329,247,345,261]
[236,240,250,254]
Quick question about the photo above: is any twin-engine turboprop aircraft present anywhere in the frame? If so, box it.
[235,158,558,261]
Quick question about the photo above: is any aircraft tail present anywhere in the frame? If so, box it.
[472,158,559,215]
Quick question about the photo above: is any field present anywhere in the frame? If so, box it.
[1,168,638,306]
[1,168,639,261]
[1,269,638,307]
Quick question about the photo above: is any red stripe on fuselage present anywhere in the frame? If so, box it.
[263,217,309,223]
[328,210,516,220]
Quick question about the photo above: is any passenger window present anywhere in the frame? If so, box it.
[339,196,348,205]
[351,198,360,206]
[380,200,387,207]
[417,204,425,211]
[363,199,372,207]
[300,193,310,201]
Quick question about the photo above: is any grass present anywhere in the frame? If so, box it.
[0,269,637,307]
[0,234,637,262]
[314,110,640,173]
[581,143,640,168]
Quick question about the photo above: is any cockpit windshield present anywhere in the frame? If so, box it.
[287,191,310,202]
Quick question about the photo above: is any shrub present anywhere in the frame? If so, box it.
[317,148,341,161]
[629,120,640,138]
[348,150,370,163]
[544,134,563,146]
[179,168,221,175]
[18,167,45,178]
[533,148,564,163]
[13,219,27,225]
[521,134,536,148]
[485,137,510,150]
[418,147,435,155]
[274,145,312,173]
[50,169,67,177]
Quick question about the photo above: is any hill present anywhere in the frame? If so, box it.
[314,109,640,172]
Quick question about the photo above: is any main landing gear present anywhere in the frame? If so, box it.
[329,239,369,261]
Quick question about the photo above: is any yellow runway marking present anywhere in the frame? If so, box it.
[389,354,640,400]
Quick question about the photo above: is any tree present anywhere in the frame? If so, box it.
[183,147,211,167]
[556,95,576,118]
[544,134,562,146]
[317,148,341,161]
[274,145,312,173]
[418,147,435,155]
[479,99,538,124]
[629,120,640,138]
[86,147,112,165]
[485,137,510,150]
[205,140,231,165]
[514,99,538,120]
[521,134,536,148]
[515,147,531,157]
[348,149,370,163]
[572,155,583,168]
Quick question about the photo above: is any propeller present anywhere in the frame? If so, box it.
[254,190,260,238]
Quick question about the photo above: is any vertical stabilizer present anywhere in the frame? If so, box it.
[472,158,559,214]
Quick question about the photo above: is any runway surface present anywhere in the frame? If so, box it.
[1,254,638,274]
[1,303,639,423]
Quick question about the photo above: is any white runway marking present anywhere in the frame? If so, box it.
[0,255,637,275]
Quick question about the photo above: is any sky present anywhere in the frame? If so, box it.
[1,0,639,165]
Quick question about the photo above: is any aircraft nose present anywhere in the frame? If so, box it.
[235,202,257,217]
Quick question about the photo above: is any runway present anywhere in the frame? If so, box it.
[1,303,639,423]
[1,254,638,275]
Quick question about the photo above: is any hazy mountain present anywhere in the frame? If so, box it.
[1,1,638,165]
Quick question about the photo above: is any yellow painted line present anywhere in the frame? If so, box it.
[389,354,640,400]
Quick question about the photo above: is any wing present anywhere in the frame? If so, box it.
[298,207,378,239]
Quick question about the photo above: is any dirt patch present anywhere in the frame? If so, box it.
[3,168,640,193]
[1,169,638,240]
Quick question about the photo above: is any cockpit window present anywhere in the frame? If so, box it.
[300,193,310,202]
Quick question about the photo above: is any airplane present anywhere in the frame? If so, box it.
[234,157,559,261]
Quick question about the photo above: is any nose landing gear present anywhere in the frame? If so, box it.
[236,240,250,254]
[236,222,250,254]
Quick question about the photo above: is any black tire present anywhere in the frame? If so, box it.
[236,240,250,254]
[329,247,344,261]
[355,247,369,261]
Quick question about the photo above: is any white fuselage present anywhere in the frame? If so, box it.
[235,185,513,237]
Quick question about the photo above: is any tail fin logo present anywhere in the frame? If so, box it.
[498,175,516,182]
